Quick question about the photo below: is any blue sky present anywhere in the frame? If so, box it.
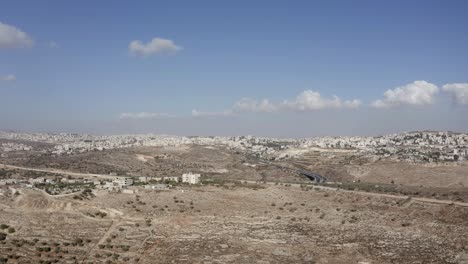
[1,0,468,137]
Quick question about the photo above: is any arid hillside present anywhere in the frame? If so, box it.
[1,183,467,263]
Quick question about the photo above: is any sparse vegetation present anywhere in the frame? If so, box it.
[0,142,466,263]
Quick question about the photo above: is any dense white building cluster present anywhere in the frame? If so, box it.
[0,142,33,152]
[300,132,468,162]
[0,131,467,163]
[301,132,468,150]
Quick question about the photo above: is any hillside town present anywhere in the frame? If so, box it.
[0,165,201,196]
[1,131,467,163]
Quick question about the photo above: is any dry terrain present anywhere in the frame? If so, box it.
[1,143,468,263]
[1,184,467,264]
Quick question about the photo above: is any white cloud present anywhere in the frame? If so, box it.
[48,41,59,48]
[119,112,174,119]
[343,99,362,109]
[233,98,278,112]
[191,109,233,117]
[231,90,360,113]
[371,81,439,108]
[1,74,16,81]
[119,90,362,120]
[442,83,468,105]
[282,90,362,111]
[0,22,33,49]
[129,37,182,57]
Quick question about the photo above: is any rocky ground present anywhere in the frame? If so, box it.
[1,144,468,263]
[1,183,467,264]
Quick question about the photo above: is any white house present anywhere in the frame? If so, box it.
[138,176,149,183]
[62,178,76,184]
[182,172,200,184]
[145,184,169,190]
[113,177,133,187]
[122,188,138,194]
[104,181,118,190]
[0,179,17,185]
[29,177,46,184]
[455,148,468,156]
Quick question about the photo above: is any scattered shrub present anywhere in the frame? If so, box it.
[121,245,130,251]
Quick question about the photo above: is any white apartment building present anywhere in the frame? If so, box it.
[182,172,201,184]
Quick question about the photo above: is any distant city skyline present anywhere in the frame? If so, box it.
[1,1,467,137]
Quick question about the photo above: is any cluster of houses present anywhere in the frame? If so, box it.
[0,131,288,157]
[0,179,19,186]
[0,177,86,187]
[0,142,33,152]
[0,172,201,195]
[102,172,201,192]
[2,130,468,164]
[296,132,468,163]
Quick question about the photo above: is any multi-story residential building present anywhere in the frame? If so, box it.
[182,172,200,184]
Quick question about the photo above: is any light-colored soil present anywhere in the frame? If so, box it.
[356,161,468,187]
[1,185,467,263]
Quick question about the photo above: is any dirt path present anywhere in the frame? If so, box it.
[3,163,468,208]
[80,219,120,263]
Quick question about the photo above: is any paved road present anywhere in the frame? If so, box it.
[246,153,327,183]
[258,161,327,183]
[2,163,467,207]
[0,163,116,180]
[236,180,468,207]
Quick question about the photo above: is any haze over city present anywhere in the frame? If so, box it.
[1,0,467,137]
